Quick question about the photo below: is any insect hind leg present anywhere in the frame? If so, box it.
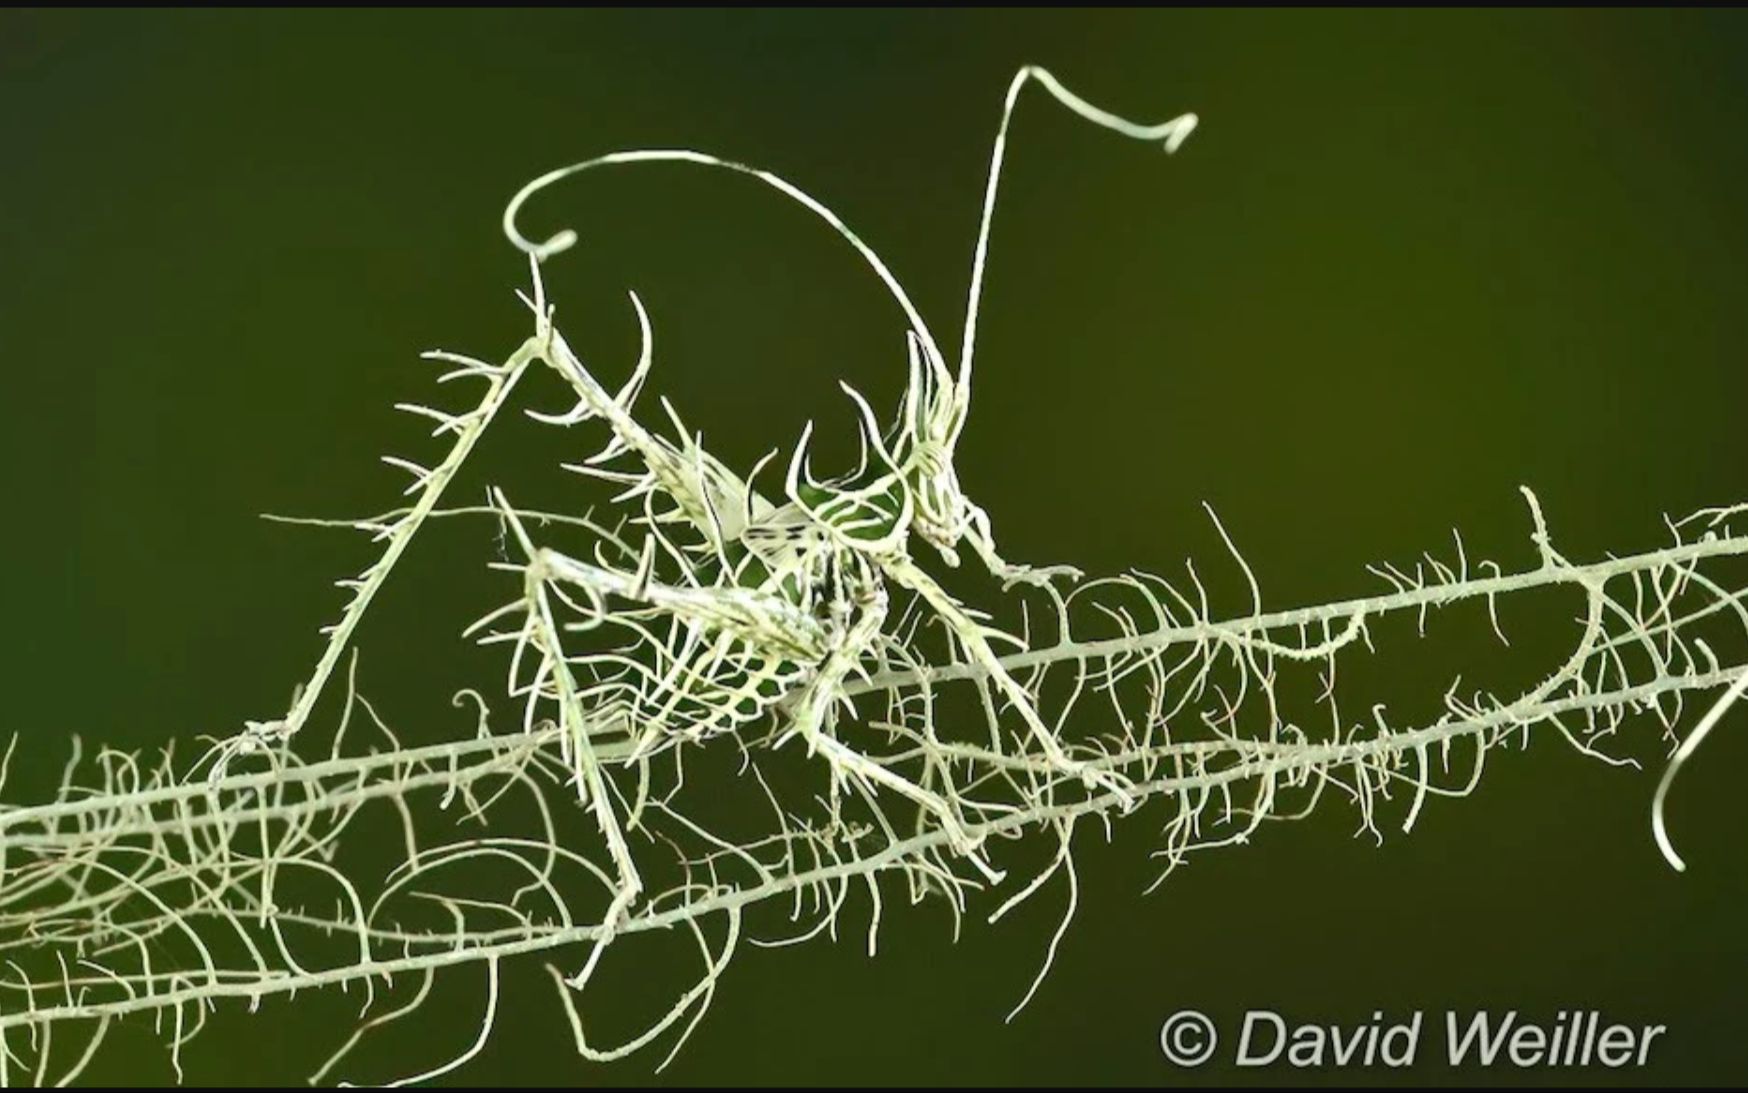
[483,491,647,977]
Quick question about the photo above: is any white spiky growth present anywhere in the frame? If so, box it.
[0,66,1741,1087]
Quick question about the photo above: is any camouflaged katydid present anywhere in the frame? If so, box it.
[495,64,1197,804]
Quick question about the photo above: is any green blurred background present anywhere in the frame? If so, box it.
[3,7,1747,1086]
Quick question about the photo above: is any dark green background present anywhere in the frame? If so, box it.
[3,7,1747,1087]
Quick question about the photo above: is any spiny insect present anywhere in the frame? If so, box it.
[8,55,1747,1089]
[218,64,1198,982]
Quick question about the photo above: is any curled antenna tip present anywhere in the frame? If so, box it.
[532,230,578,262]
[1163,114,1198,154]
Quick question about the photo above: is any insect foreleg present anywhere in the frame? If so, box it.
[962,501,1084,591]
[899,64,1195,592]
